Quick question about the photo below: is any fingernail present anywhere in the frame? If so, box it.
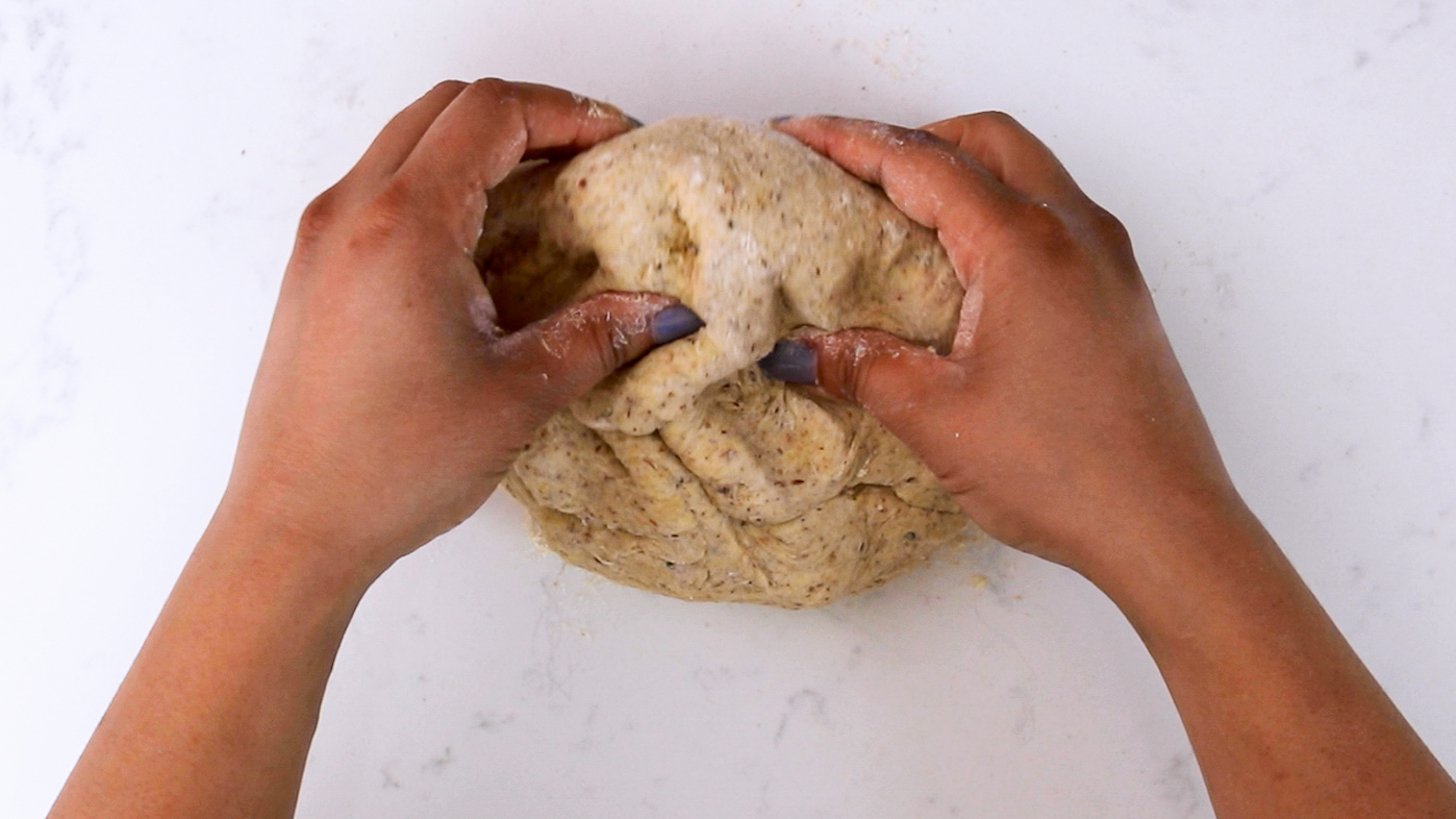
[758,339,818,384]
[650,305,704,345]
[768,115,796,126]
[625,115,645,128]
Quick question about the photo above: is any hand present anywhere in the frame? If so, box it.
[219,79,702,581]
[762,113,1243,579]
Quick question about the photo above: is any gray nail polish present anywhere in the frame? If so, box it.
[650,305,704,345]
[767,115,796,126]
[625,115,645,128]
[758,339,818,384]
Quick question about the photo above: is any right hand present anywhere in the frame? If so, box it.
[763,113,1249,579]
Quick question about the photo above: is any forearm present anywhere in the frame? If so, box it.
[51,508,372,819]
[1092,500,1456,818]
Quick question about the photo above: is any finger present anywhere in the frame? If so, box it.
[490,292,703,415]
[758,330,960,434]
[348,81,468,182]
[920,112,1084,204]
[400,79,636,197]
[773,115,1018,267]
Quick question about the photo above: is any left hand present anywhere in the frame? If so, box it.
[218,79,701,582]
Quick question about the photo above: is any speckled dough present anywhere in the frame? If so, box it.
[477,117,978,608]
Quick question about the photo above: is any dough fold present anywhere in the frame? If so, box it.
[478,117,977,608]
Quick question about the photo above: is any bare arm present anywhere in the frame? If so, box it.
[764,113,1456,818]
[49,79,701,819]
[49,517,366,817]
[1107,502,1454,818]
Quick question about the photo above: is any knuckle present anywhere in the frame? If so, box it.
[372,175,419,216]
[901,127,943,147]
[887,124,954,158]
[431,79,468,95]
[822,332,883,405]
[973,110,1023,133]
[846,357,881,406]
[969,111,1041,152]
[1088,204,1132,246]
[342,178,421,253]
[466,77,513,103]
[820,348,857,402]
[461,78,526,139]
[364,179,416,227]
[1087,206,1142,283]
[582,305,633,373]
[297,187,342,239]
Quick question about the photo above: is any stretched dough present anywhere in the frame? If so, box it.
[477,117,977,608]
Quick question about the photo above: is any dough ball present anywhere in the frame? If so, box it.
[477,117,979,608]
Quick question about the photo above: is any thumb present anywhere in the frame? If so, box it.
[758,329,957,431]
[493,290,704,410]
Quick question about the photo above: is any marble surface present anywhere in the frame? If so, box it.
[3,0,1454,816]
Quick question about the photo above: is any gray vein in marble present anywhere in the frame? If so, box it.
[0,0,86,482]
[420,745,453,773]
[772,688,829,746]
[1341,0,1438,72]
[693,664,751,690]
[471,710,516,732]
[754,780,773,818]
[1298,460,1322,484]
[1385,0,1435,44]
[1007,677,1038,742]
[1212,271,1236,311]
[1232,172,1287,207]
[918,793,967,817]
[1,209,84,483]
[1155,752,1205,818]
[568,702,602,753]
[523,571,577,708]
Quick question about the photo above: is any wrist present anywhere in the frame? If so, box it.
[200,495,383,611]
[1077,494,1285,650]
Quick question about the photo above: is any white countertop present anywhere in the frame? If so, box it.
[3,1,1454,816]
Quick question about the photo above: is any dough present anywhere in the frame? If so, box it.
[477,117,978,608]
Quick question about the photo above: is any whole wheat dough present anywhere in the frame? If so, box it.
[477,117,978,608]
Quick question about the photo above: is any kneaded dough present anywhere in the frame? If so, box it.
[477,117,978,608]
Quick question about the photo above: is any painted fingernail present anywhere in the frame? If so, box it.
[625,115,646,128]
[768,115,797,126]
[650,305,704,345]
[758,339,818,384]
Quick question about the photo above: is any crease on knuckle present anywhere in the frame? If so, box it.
[973,110,1022,133]
[467,76,512,100]
[582,304,634,375]
[823,332,883,405]
[1088,205,1133,249]
[467,78,528,166]
[297,187,342,241]
[378,175,419,214]
[471,78,524,123]
[901,127,944,149]
[845,357,880,406]
[338,178,420,253]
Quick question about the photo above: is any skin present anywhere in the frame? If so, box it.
[49,79,700,818]
[764,113,1456,817]
[50,82,1455,817]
